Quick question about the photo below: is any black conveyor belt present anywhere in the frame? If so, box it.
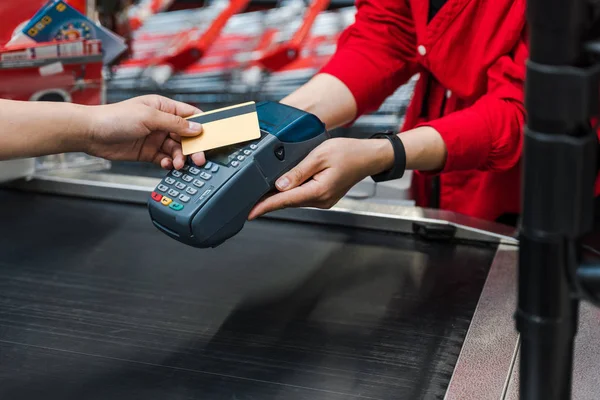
[0,190,496,400]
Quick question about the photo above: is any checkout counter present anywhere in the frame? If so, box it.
[0,159,598,399]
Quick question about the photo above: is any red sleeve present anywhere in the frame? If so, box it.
[320,0,418,117]
[422,29,528,173]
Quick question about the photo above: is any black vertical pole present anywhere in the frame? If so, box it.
[518,0,598,398]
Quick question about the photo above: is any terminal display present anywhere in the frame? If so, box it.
[205,143,246,166]
[205,132,265,166]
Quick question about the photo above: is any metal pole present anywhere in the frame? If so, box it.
[518,0,598,398]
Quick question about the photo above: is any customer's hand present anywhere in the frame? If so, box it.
[86,95,205,169]
[248,138,394,219]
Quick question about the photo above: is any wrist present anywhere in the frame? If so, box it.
[79,104,106,154]
[365,137,395,176]
[62,103,95,153]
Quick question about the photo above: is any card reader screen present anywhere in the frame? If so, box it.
[205,131,265,166]
[206,143,245,166]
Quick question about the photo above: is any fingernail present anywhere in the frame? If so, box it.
[276,177,290,190]
[188,121,202,132]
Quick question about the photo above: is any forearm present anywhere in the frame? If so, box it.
[280,73,358,130]
[399,127,447,171]
[0,99,91,160]
[282,75,447,173]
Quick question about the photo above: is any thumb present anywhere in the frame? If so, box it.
[147,109,203,137]
[274,150,324,192]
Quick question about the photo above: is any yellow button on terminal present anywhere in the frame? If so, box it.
[160,196,173,206]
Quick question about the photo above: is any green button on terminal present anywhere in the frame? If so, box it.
[169,202,184,211]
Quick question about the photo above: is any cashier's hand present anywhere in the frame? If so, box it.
[248,138,394,219]
[86,95,206,169]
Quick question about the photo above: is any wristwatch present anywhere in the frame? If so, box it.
[369,130,406,182]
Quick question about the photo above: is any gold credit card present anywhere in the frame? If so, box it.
[182,102,261,155]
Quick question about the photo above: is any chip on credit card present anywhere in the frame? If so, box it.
[182,102,261,155]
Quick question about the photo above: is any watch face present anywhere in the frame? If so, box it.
[370,130,395,139]
[55,22,93,41]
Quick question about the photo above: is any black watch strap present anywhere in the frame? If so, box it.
[369,130,406,182]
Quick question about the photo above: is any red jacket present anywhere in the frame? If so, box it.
[320,0,528,221]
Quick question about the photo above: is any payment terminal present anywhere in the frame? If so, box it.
[148,102,329,248]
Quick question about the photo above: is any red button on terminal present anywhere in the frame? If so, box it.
[151,192,163,202]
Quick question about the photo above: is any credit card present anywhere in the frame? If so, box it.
[182,102,261,155]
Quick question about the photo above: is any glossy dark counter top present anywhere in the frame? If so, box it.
[0,190,496,399]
